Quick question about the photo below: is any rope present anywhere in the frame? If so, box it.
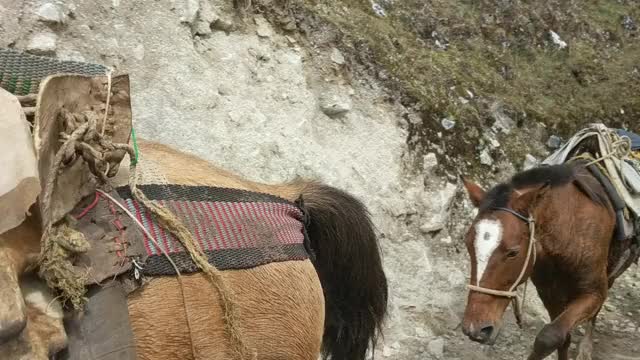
[128,166,255,360]
[100,70,113,136]
[585,136,631,166]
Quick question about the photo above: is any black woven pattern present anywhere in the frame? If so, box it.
[143,244,309,275]
[117,184,310,275]
[116,184,293,205]
[0,48,108,95]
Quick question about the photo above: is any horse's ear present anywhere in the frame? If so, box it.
[514,183,550,209]
[460,176,486,208]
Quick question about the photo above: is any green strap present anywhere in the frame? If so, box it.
[131,126,140,165]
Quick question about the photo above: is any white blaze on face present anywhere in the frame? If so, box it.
[474,219,503,285]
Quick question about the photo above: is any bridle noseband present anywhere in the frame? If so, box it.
[466,207,537,328]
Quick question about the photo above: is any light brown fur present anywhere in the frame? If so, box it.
[122,140,325,360]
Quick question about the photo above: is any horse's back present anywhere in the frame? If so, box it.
[128,260,324,360]
[128,140,324,359]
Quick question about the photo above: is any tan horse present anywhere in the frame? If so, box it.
[0,140,388,360]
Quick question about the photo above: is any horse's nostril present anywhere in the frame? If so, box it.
[479,325,494,340]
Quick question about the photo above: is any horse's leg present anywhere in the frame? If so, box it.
[0,211,41,342]
[575,316,597,360]
[537,290,571,360]
[527,292,604,360]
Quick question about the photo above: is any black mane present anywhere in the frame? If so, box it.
[480,162,608,211]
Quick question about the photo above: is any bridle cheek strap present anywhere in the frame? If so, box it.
[466,209,537,329]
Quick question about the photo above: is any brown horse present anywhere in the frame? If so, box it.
[0,139,388,360]
[460,161,633,360]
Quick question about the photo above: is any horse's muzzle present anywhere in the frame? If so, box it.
[462,322,498,345]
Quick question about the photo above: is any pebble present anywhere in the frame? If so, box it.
[212,18,234,32]
[192,20,212,35]
[218,84,234,96]
[427,337,445,359]
[622,15,637,31]
[546,135,562,149]
[480,149,493,166]
[35,3,66,24]
[549,30,568,49]
[26,32,57,55]
[199,1,218,23]
[523,154,538,170]
[319,92,351,117]
[371,2,386,17]
[441,117,455,130]
[423,153,438,172]
[440,236,452,244]
[255,16,272,38]
[330,47,345,65]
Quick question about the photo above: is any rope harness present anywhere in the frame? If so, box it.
[466,207,537,329]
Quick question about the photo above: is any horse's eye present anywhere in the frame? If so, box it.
[506,249,519,258]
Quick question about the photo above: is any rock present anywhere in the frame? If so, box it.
[191,20,211,35]
[441,117,455,130]
[192,20,212,35]
[255,16,273,38]
[178,0,199,23]
[330,47,345,65]
[371,2,386,17]
[423,153,438,172]
[490,102,515,134]
[199,0,218,23]
[218,84,234,96]
[26,32,57,55]
[622,16,637,31]
[420,222,443,234]
[484,132,500,149]
[440,236,452,244]
[190,1,218,35]
[523,154,538,170]
[35,3,66,24]
[415,327,431,338]
[428,337,445,359]
[479,149,493,166]
[546,135,562,149]
[319,92,352,117]
[549,30,567,49]
[420,182,457,233]
[212,18,234,32]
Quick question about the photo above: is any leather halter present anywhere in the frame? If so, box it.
[466,207,537,328]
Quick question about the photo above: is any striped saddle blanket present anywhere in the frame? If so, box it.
[115,184,310,276]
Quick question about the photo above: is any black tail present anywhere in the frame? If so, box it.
[298,181,388,360]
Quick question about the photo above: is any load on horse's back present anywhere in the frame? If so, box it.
[0,49,388,360]
[459,124,640,360]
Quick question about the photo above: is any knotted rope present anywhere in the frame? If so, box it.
[38,107,254,359]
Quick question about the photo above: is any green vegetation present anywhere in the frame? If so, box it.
[264,0,640,172]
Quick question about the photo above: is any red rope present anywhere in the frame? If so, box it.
[73,192,101,220]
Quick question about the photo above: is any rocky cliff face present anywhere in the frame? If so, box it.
[2,0,639,359]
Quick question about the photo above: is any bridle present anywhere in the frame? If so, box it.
[466,207,537,328]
